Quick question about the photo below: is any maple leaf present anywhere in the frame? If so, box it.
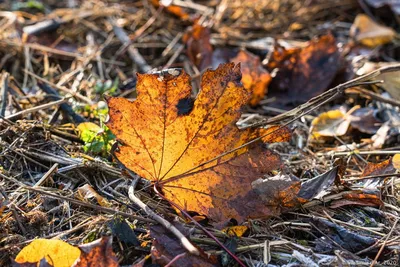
[232,50,272,106]
[106,63,294,226]
[266,34,340,109]
[182,24,213,71]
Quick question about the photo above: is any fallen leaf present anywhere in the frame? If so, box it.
[183,24,213,70]
[76,184,111,207]
[350,14,396,47]
[361,158,396,177]
[108,217,140,246]
[330,189,383,208]
[107,63,294,226]
[356,61,400,100]
[298,167,338,200]
[14,239,81,267]
[392,154,400,170]
[150,223,218,267]
[232,50,271,106]
[72,237,119,267]
[309,109,350,139]
[221,225,248,237]
[151,0,190,20]
[266,34,340,109]
[311,217,377,253]
[349,107,382,134]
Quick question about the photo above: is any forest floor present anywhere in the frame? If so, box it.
[1,0,400,266]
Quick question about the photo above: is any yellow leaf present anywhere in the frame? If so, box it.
[393,154,400,170]
[77,122,102,133]
[222,225,248,237]
[15,239,80,267]
[310,110,350,139]
[350,14,396,47]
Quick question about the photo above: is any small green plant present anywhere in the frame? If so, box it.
[78,122,115,157]
[94,78,119,95]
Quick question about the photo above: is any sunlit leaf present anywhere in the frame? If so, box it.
[221,225,248,237]
[310,109,350,139]
[14,239,80,267]
[232,50,271,106]
[350,14,396,47]
[107,63,296,226]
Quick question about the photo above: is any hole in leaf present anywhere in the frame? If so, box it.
[176,97,194,116]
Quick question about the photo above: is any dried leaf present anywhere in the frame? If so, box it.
[107,63,295,226]
[108,217,140,246]
[183,24,213,70]
[298,167,338,200]
[361,158,396,177]
[76,184,111,207]
[232,50,271,106]
[310,109,350,139]
[221,226,248,237]
[266,34,340,109]
[349,107,382,134]
[150,223,218,267]
[392,154,400,170]
[330,189,383,208]
[14,239,81,267]
[311,217,377,253]
[151,0,190,20]
[72,237,118,267]
[350,14,396,47]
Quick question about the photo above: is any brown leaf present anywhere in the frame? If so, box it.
[361,158,396,177]
[232,50,272,106]
[266,34,340,109]
[72,237,119,267]
[330,190,383,208]
[106,63,296,226]
[183,24,213,70]
[150,223,218,267]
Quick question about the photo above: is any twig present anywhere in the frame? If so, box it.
[5,98,70,120]
[38,82,86,123]
[0,173,155,224]
[128,185,200,256]
[319,150,400,157]
[153,186,246,267]
[33,163,58,187]
[370,219,399,267]
[24,70,93,104]
[346,87,400,108]
[110,19,152,73]
[165,252,187,267]
[0,72,9,117]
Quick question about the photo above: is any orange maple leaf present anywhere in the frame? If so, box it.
[232,50,272,106]
[106,63,294,225]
